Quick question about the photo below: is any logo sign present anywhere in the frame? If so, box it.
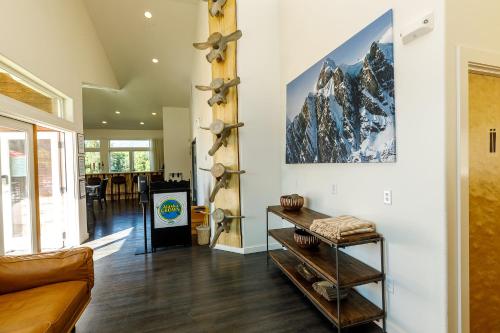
[158,199,182,222]
[153,192,188,228]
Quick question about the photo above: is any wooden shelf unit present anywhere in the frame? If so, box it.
[266,206,386,332]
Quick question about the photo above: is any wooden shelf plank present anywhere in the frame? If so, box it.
[269,250,384,329]
[269,228,383,287]
[268,206,381,247]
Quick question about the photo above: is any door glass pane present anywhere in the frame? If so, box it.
[0,126,32,254]
[133,151,151,172]
[37,129,66,251]
[110,151,130,172]
[85,152,101,174]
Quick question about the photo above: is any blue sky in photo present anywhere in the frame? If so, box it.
[286,10,393,121]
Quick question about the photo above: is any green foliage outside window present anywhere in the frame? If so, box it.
[134,151,151,172]
[85,152,101,174]
[110,152,130,172]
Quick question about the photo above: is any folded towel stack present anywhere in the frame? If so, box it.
[310,215,375,241]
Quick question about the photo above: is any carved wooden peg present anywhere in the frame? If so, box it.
[200,163,245,202]
[200,119,244,156]
[193,30,242,63]
[210,0,227,17]
[201,0,227,17]
[196,77,240,107]
[200,208,244,248]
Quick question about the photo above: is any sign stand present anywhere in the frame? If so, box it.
[150,182,192,251]
[135,192,151,255]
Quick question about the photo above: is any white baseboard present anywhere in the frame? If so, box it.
[213,244,246,254]
[213,242,282,254]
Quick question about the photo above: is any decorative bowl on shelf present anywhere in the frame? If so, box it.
[293,229,320,249]
[280,194,304,211]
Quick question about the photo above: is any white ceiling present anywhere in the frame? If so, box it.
[83,0,200,130]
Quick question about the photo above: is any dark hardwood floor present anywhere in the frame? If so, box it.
[78,199,374,332]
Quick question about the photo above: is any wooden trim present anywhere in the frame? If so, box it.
[208,0,242,248]
[32,125,41,253]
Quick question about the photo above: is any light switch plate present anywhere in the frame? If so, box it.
[384,190,392,205]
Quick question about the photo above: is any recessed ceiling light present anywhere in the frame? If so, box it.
[144,11,152,19]
[152,112,157,116]
[102,121,108,124]
[115,111,120,114]
[140,122,145,125]
[152,58,159,64]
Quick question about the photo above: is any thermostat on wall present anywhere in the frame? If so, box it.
[400,13,434,45]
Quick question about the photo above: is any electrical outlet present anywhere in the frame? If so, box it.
[383,190,392,205]
[331,184,337,195]
[386,277,394,294]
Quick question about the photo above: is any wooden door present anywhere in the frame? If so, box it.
[469,72,500,332]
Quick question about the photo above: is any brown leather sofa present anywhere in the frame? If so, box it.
[0,247,94,333]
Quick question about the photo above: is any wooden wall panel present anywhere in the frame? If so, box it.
[208,0,242,248]
[0,73,53,113]
[469,72,500,332]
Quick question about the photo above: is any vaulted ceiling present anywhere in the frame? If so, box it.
[83,0,199,129]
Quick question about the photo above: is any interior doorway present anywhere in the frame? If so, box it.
[0,116,36,255]
[468,72,500,332]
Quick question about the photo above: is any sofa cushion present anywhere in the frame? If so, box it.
[0,281,89,333]
[0,247,94,295]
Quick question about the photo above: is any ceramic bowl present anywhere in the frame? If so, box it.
[280,194,304,211]
[293,229,320,249]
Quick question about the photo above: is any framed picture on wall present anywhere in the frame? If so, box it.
[286,10,396,164]
[78,156,85,177]
[79,179,86,199]
[77,133,85,154]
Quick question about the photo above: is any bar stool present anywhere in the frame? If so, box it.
[111,175,127,201]
[150,174,164,183]
[131,175,139,198]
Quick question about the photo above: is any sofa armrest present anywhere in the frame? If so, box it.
[0,247,94,295]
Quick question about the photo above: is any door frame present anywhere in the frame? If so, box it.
[0,116,37,255]
[455,46,500,333]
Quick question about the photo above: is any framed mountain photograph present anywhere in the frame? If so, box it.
[286,10,396,164]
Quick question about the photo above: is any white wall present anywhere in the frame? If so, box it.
[237,0,282,252]
[190,2,214,206]
[0,0,118,245]
[445,1,500,331]
[84,129,163,140]
[279,1,446,333]
[163,107,191,180]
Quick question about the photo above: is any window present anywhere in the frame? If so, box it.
[109,140,152,172]
[0,65,65,118]
[110,140,150,148]
[84,139,101,174]
[133,151,151,172]
[110,151,130,172]
[84,140,100,149]
[85,152,101,174]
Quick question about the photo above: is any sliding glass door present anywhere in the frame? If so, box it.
[37,128,67,251]
[0,117,36,255]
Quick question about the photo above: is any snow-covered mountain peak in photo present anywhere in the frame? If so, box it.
[286,11,396,164]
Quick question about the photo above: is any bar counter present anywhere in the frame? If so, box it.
[85,171,164,199]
